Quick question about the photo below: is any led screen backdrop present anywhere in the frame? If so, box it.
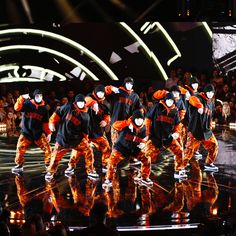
[213,23,236,74]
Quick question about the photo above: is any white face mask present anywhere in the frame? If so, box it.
[165,99,174,107]
[206,91,214,99]
[134,118,144,126]
[34,94,43,103]
[96,91,105,99]
[125,82,133,91]
[191,83,198,90]
[172,91,180,99]
[76,101,85,109]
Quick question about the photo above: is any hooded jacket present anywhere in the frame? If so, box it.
[112,117,146,156]
[188,92,215,140]
[49,102,90,148]
[105,86,143,125]
[85,92,110,139]
[14,96,50,141]
[146,100,181,147]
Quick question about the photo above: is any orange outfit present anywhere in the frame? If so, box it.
[15,133,51,166]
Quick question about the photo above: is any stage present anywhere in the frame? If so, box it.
[0,126,235,235]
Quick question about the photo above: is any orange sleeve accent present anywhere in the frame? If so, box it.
[103,114,111,124]
[49,112,61,126]
[145,118,152,137]
[174,123,182,134]
[179,109,186,120]
[189,96,203,109]
[152,90,167,100]
[105,85,113,95]
[85,96,97,107]
[179,87,188,95]
[43,123,51,135]
[14,95,25,111]
[113,119,130,131]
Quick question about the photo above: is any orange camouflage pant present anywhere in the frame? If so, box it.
[90,135,111,167]
[145,139,183,171]
[106,148,151,181]
[15,133,51,166]
[183,132,218,167]
[47,138,94,174]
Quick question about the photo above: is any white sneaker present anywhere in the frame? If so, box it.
[134,173,142,182]
[129,158,141,166]
[64,166,75,175]
[88,170,99,178]
[174,170,188,179]
[102,167,108,174]
[204,163,219,172]
[102,179,112,189]
[45,172,54,181]
[194,151,202,160]
[12,164,23,173]
[140,178,153,186]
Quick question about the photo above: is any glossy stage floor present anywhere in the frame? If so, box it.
[0,126,235,235]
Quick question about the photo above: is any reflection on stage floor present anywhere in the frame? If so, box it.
[0,126,235,235]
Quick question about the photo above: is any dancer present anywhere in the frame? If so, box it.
[105,77,144,166]
[45,94,98,180]
[105,77,143,145]
[170,85,186,148]
[103,110,152,190]
[12,89,51,173]
[183,76,202,159]
[183,84,219,172]
[145,93,187,179]
[85,85,111,173]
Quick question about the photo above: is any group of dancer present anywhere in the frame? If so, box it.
[11,76,219,190]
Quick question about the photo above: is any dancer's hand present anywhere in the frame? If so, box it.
[92,103,99,114]
[185,91,190,100]
[171,132,179,140]
[22,94,30,99]
[198,108,203,114]
[49,123,56,132]
[47,134,51,142]
[100,120,107,127]
[137,142,145,149]
[128,123,133,132]
[111,86,119,94]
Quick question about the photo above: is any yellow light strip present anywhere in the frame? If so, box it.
[140,22,150,32]
[202,22,212,38]
[141,22,182,66]
[0,28,119,80]
[0,45,99,81]
[120,22,168,81]
[0,65,18,72]
[154,22,181,66]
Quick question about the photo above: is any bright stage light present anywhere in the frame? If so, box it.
[140,22,182,66]
[0,28,119,80]
[0,45,99,81]
[120,22,168,81]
